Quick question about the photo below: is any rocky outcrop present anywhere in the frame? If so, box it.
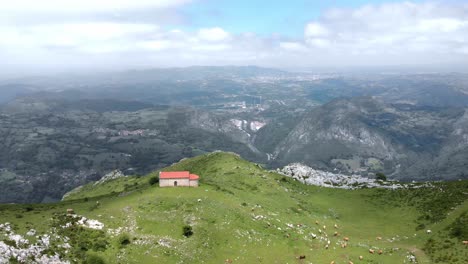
[278,163,430,189]
[94,170,126,185]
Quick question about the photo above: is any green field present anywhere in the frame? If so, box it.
[1,152,467,263]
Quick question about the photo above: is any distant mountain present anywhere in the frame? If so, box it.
[1,70,468,203]
[0,101,262,203]
[272,97,468,181]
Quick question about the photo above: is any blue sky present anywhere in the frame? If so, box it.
[182,0,425,37]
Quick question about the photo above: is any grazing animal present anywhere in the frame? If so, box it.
[359,256,363,260]
[341,243,347,248]
[325,244,329,249]
[334,231,339,236]
[315,220,319,225]
[343,237,349,241]
[463,240,468,245]
[349,261,354,264]
[334,224,338,229]
[319,229,322,234]
[330,261,335,264]
[323,225,327,230]
[225,259,232,263]
[378,249,383,255]
[311,233,317,239]
[376,236,382,240]
[298,255,306,259]
[66,208,74,214]
[369,249,375,254]
[426,230,432,234]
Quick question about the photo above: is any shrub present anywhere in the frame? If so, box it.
[375,172,387,181]
[117,233,131,247]
[148,176,159,186]
[182,225,193,237]
[84,253,106,264]
[449,211,467,240]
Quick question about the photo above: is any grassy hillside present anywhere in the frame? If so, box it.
[1,152,467,263]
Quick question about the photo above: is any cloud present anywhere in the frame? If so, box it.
[1,1,468,73]
[197,27,231,42]
[279,42,308,52]
[303,1,468,62]
[1,0,191,13]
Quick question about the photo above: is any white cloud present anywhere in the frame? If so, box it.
[1,1,468,73]
[197,27,231,42]
[0,23,159,54]
[279,42,308,52]
[0,0,191,13]
[305,23,330,37]
[303,1,468,60]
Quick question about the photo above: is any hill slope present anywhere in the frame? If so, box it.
[1,152,467,263]
[273,97,468,181]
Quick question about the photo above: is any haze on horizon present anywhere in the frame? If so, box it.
[1,0,468,76]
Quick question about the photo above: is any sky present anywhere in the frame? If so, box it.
[1,0,468,75]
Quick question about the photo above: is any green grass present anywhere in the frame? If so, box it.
[1,152,467,263]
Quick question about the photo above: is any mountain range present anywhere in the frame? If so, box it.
[1,66,468,203]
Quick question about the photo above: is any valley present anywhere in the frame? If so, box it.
[1,67,468,203]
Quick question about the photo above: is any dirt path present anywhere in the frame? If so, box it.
[409,247,431,263]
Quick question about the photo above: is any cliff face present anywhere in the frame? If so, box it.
[273,97,468,181]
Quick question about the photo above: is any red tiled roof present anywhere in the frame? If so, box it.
[159,171,200,180]
[159,171,189,179]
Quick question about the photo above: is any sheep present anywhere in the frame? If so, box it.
[334,231,339,236]
[463,240,468,245]
[426,230,432,234]
[378,249,383,255]
[369,249,375,254]
[325,244,329,249]
[343,237,349,241]
[298,255,306,260]
[330,261,335,264]
[359,256,363,260]
[311,233,317,239]
[349,261,354,264]
[323,225,327,230]
[225,259,233,264]
[334,224,339,229]
[376,236,382,240]
[318,229,322,234]
[66,208,74,214]
[341,242,347,248]
[315,220,319,225]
